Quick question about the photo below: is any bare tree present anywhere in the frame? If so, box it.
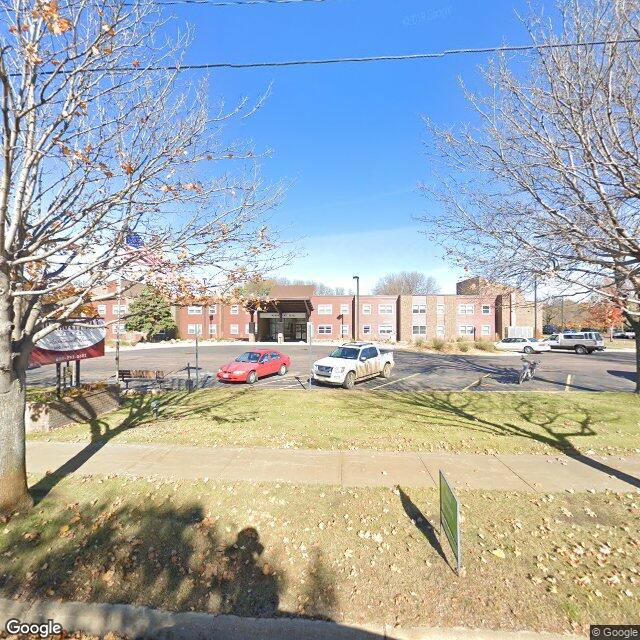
[419,0,640,390]
[372,271,440,296]
[0,0,287,513]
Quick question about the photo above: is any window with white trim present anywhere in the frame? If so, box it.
[436,303,445,314]
[481,325,491,336]
[112,304,127,314]
[318,325,332,335]
[362,304,371,315]
[459,325,475,336]
[340,303,350,315]
[187,306,202,315]
[378,304,394,315]
[245,324,251,334]
[412,304,426,314]
[230,324,239,335]
[379,324,394,335]
[209,324,217,335]
[187,324,203,335]
[230,305,239,315]
[112,323,126,335]
[482,305,491,315]
[458,304,475,315]
[363,325,372,335]
[318,304,333,315]
[97,304,107,316]
[436,325,445,337]
[341,324,349,336]
[209,304,217,315]
[412,325,427,335]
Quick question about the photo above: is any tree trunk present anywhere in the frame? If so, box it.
[634,322,640,395]
[0,362,32,514]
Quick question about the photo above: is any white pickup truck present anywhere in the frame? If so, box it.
[312,342,394,389]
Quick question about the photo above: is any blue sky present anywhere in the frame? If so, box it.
[166,0,551,294]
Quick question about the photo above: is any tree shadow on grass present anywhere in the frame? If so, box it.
[0,494,385,639]
[355,391,640,489]
[29,389,256,505]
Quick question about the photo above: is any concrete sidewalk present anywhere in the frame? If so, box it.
[27,441,640,492]
[0,597,581,640]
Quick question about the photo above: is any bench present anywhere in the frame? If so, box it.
[117,369,165,389]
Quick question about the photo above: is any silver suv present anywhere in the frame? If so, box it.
[547,332,605,355]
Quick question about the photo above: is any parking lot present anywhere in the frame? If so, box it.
[26,342,637,393]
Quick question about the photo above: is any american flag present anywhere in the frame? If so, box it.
[125,232,164,267]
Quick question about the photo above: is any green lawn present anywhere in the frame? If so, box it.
[27,388,640,455]
[1,474,637,634]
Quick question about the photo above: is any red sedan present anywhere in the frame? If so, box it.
[216,349,291,384]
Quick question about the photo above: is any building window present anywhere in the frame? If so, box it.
[458,304,475,315]
[341,324,349,336]
[363,325,372,335]
[362,304,371,315]
[230,324,239,335]
[412,304,426,314]
[230,305,239,315]
[412,325,427,335]
[97,304,106,316]
[187,324,203,335]
[459,325,475,336]
[436,303,445,314]
[318,304,333,315]
[378,304,394,315]
[379,325,394,336]
[209,324,217,335]
[187,305,202,315]
[318,325,332,335]
[482,305,491,315]
[112,304,127,314]
[340,304,350,315]
[245,324,252,334]
[436,325,445,337]
[209,304,217,315]
[112,323,126,335]
[481,325,490,336]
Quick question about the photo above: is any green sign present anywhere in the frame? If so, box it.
[439,470,462,574]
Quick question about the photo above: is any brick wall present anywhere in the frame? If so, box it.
[310,296,354,340]
[26,386,121,434]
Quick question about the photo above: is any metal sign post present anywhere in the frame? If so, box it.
[439,470,462,575]
[195,334,200,390]
[307,322,314,390]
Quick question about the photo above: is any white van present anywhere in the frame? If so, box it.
[547,332,605,355]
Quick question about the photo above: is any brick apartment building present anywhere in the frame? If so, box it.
[91,277,541,343]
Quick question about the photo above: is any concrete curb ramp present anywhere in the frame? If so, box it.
[0,598,581,640]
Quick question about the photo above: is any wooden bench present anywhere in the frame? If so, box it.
[117,369,165,389]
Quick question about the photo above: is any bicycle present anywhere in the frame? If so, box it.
[518,356,540,384]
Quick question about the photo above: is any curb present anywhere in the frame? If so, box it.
[0,598,582,640]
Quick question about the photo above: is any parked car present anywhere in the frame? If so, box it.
[613,330,636,339]
[312,342,394,389]
[217,349,290,384]
[495,337,551,354]
[547,332,605,354]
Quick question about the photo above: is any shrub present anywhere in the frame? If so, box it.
[430,338,447,351]
[414,338,425,349]
[474,340,496,352]
[458,341,470,352]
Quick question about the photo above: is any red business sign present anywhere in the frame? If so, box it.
[30,320,106,366]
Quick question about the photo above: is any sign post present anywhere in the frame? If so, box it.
[439,470,462,575]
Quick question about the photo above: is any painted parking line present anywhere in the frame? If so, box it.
[564,374,572,392]
[369,373,421,390]
[461,374,490,392]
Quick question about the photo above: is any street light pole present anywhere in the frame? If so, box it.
[352,275,360,341]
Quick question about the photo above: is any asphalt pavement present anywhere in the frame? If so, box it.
[26,343,638,393]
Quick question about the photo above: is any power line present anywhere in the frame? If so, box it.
[13,38,640,76]
[143,0,328,5]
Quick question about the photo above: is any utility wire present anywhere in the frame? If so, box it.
[147,0,328,5]
[13,38,640,76]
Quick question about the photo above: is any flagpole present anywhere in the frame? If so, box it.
[115,273,122,388]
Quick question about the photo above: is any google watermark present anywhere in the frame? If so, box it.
[591,626,640,639]
[4,618,63,638]
[403,5,452,28]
